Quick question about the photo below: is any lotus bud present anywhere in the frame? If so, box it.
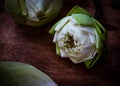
[5,0,63,27]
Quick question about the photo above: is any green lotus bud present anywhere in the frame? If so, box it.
[5,0,63,27]
[0,62,58,86]
[49,6,107,68]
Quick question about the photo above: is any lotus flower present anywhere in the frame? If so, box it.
[49,6,106,68]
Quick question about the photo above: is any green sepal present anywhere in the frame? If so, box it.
[49,16,70,35]
[49,5,92,34]
[67,5,91,16]
[84,19,106,69]
[93,19,106,33]
[5,0,26,25]
[49,21,61,35]
[84,49,103,69]
[95,23,106,46]
[72,14,95,27]
[93,18,107,42]
[19,0,27,16]
[95,28,101,49]
[56,43,61,56]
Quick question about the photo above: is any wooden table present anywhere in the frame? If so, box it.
[0,0,120,86]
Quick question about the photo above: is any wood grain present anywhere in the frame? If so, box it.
[0,0,120,86]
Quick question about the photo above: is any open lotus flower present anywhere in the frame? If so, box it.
[49,6,107,68]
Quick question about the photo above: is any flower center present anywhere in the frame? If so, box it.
[64,33,75,48]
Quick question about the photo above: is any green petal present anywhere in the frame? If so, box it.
[0,62,57,86]
[67,5,91,16]
[72,14,95,27]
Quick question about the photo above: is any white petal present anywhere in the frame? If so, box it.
[55,16,71,31]
[77,25,95,34]
[26,0,44,12]
[53,32,59,43]
[70,17,78,24]
[69,51,96,64]
[89,34,96,43]
[79,31,90,45]
[69,57,79,63]
[81,44,95,53]
[90,50,97,58]
[60,49,68,58]
[68,44,96,63]
[69,56,84,63]
[26,0,40,21]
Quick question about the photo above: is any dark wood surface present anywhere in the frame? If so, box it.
[0,0,120,86]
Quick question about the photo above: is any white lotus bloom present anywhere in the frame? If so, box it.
[53,16,98,63]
